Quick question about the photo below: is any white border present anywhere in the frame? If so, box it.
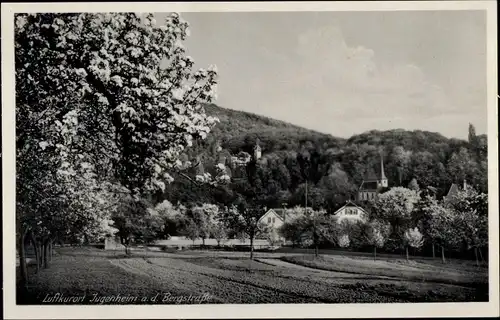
[2,1,498,319]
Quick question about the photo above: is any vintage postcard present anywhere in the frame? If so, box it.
[2,1,498,319]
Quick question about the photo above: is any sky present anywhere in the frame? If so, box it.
[160,11,487,139]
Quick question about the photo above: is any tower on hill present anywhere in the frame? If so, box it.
[253,139,262,160]
[357,152,388,201]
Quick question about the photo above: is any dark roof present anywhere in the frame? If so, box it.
[363,170,379,182]
[360,181,378,191]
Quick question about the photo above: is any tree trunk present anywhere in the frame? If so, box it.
[478,247,485,263]
[49,239,53,261]
[35,242,41,272]
[250,236,254,260]
[474,247,479,267]
[43,241,50,268]
[40,242,45,269]
[374,246,377,261]
[202,238,205,246]
[28,231,40,274]
[18,229,29,286]
[406,246,409,261]
[441,246,446,264]
[314,244,319,257]
[432,243,435,259]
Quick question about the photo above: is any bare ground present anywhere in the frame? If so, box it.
[17,247,488,304]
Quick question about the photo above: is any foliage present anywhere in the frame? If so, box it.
[408,178,420,191]
[111,196,162,246]
[370,187,420,248]
[16,12,226,255]
[337,234,350,248]
[189,203,219,243]
[404,227,424,249]
[446,187,488,250]
[365,220,391,248]
[281,210,340,251]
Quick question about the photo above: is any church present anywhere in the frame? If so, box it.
[357,154,388,201]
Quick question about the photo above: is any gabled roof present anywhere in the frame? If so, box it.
[258,209,285,223]
[446,183,460,197]
[259,207,316,223]
[363,170,380,182]
[333,201,368,216]
[269,208,286,220]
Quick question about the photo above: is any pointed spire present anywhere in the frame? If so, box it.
[380,152,387,180]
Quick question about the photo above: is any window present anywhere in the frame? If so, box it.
[272,217,276,223]
[268,217,271,223]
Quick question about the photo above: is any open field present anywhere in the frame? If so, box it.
[17,247,488,304]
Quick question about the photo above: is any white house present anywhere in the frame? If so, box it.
[257,208,288,243]
[333,201,368,223]
[258,208,286,229]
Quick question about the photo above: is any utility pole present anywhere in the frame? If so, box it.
[305,180,308,213]
[281,202,287,244]
[281,202,287,224]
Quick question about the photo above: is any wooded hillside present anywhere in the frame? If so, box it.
[162,103,488,213]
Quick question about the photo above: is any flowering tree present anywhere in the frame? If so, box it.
[370,187,420,250]
[426,201,462,264]
[365,220,391,260]
[15,12,225,283]
[404,227,424,261]
[212,219,229,247]
[337,234,350,249]
[446,187,488,266]
[154,200,185,239]
[190,203,220,246]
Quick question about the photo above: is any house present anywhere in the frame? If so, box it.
[104,235,125,250]
[257,208,287,243]
[258,208,286,229]
[357,154,388,201]
[333,200,368,223]
[443,179,467,203]
[229,141,262,169]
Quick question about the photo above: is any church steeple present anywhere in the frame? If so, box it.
[380,153,387,180]
[379,152,388,188]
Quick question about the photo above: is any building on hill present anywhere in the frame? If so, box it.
[253,139,262,160]
[357,153,388,201]
[333,200,368,223]
[229,141,262,169]
[443,179,468,203]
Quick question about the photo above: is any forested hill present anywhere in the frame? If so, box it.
[203,103,346,154]
[164,104,487,213]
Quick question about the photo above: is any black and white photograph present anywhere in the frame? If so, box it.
[2,1,498,319]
